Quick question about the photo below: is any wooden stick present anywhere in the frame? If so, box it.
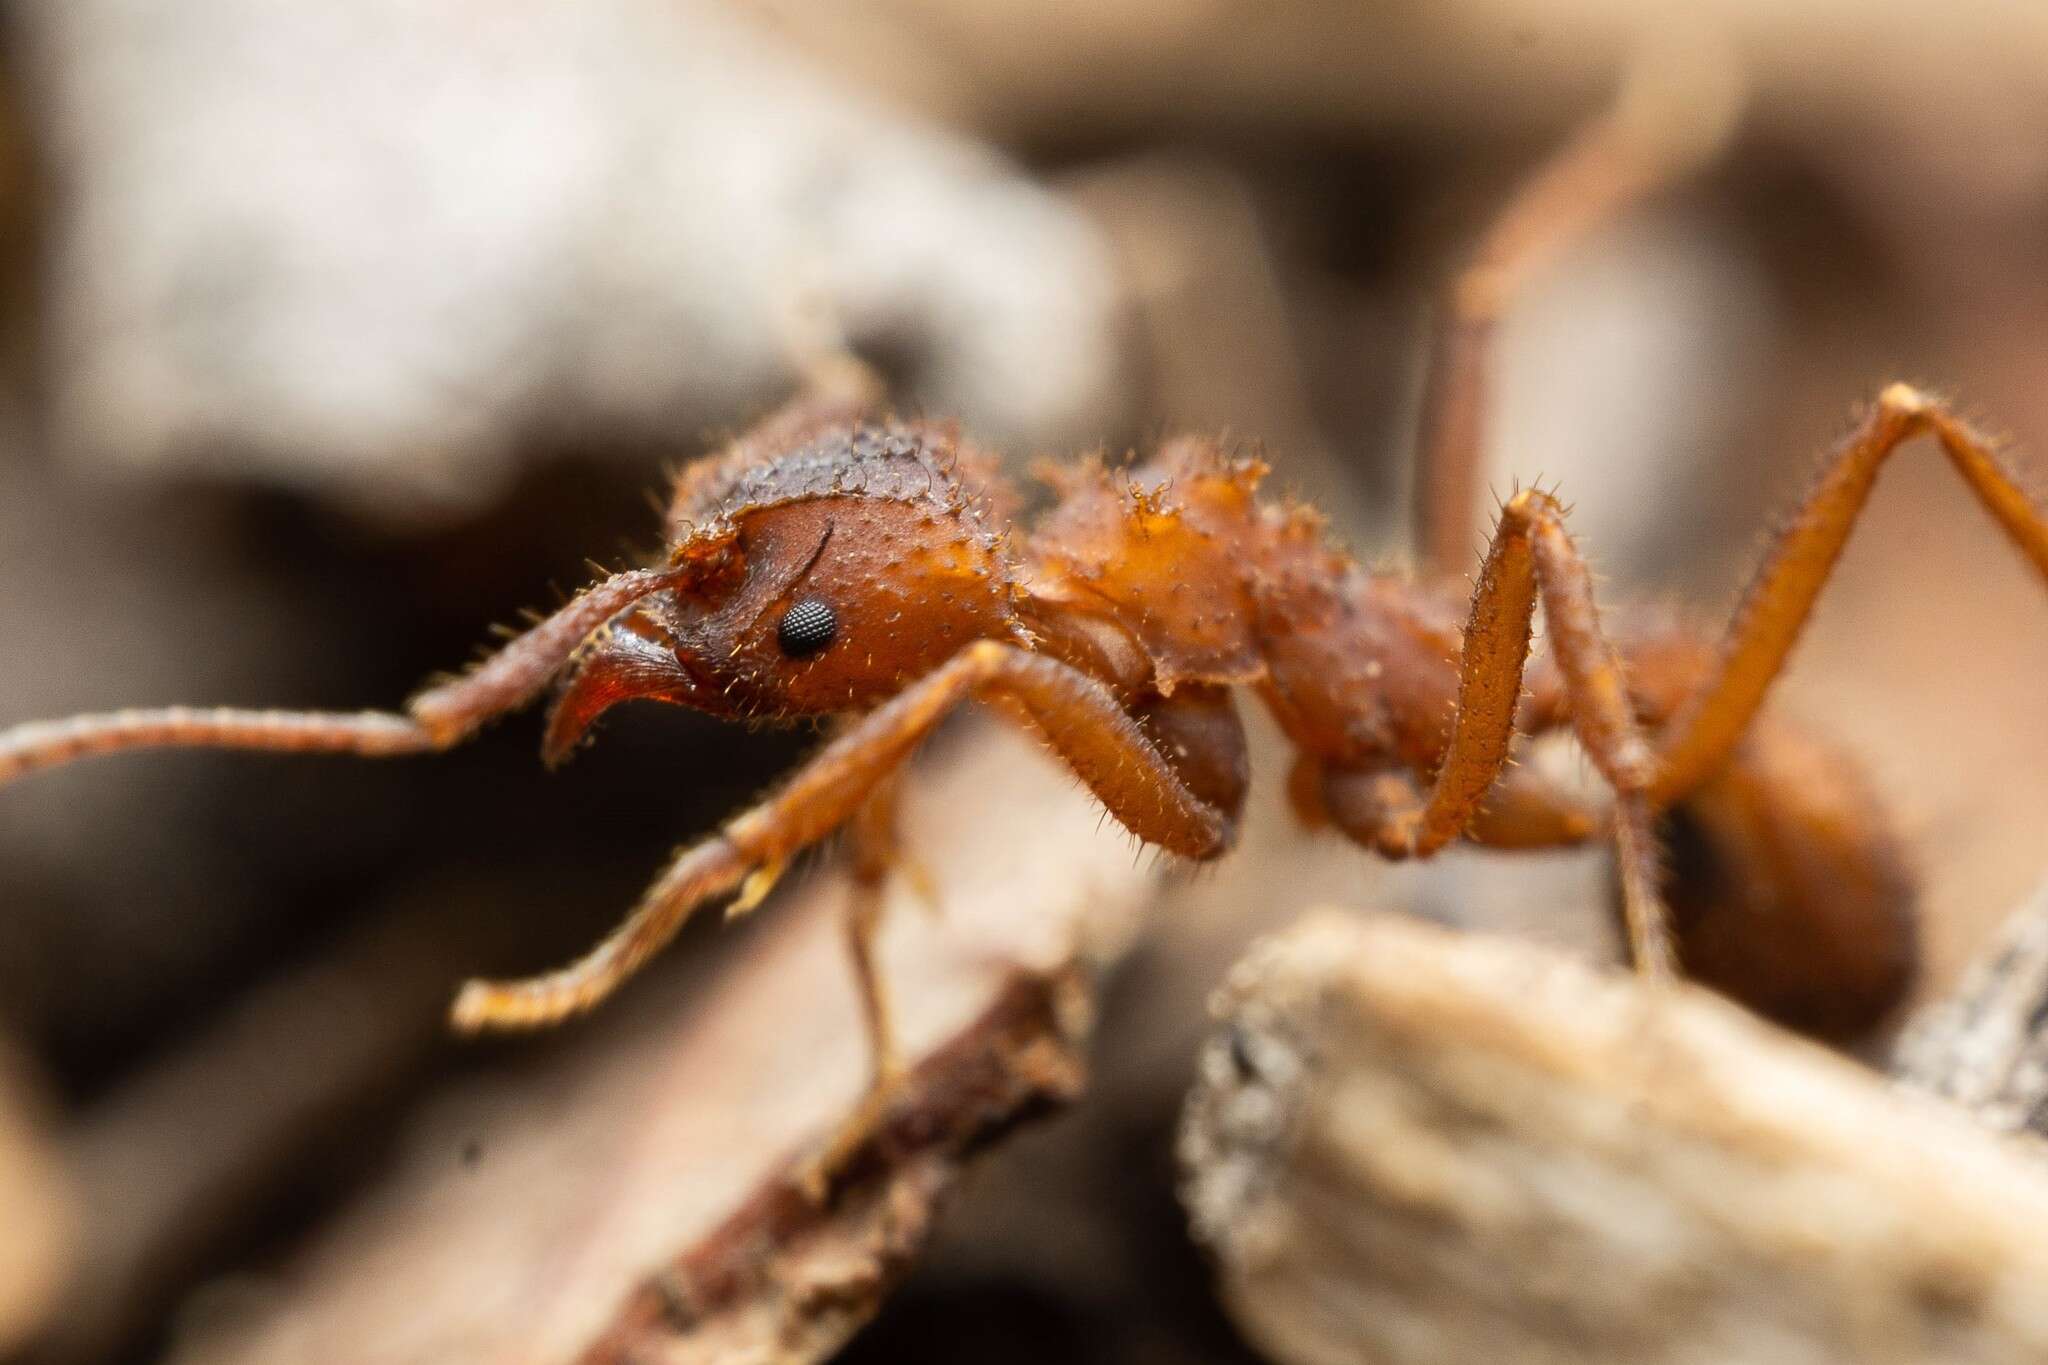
[1181,907,2048,1365]
[165,722,1153,1365]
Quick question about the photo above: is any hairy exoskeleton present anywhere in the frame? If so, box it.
[7,74,2048,1168]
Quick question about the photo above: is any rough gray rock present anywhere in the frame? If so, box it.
[24,0,1123,517]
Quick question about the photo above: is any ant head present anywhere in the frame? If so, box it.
[542,417,1026,762]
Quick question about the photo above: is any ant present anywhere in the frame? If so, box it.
[5,66,2048,1170]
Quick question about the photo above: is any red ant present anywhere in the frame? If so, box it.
[6,75,2048,1161]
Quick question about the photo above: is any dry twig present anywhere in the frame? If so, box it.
[167,722,1152,1365]
[1182,909,2048,1365]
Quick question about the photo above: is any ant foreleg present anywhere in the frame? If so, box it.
[0,565,689,786]
[1651,384,2048,806]
[451,640,1236,1033]
[1412,47,1741,576]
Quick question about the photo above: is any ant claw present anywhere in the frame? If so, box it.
[727,855,788,921]
[899,857,942,917]
[794,1069,902,1204]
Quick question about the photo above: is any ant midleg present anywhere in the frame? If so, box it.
[1344,487,1679,974]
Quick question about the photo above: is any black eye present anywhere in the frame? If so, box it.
[776,598,838,658]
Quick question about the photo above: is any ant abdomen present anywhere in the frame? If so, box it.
[1652,716,1918,1040]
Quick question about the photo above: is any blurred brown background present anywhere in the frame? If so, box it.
[2,1,2047,1360]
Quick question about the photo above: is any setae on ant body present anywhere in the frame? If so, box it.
[6,81,2048,1160]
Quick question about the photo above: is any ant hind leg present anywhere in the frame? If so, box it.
[1609,384,2046,1036]
[1652,384,2048,806]
[1411,44,1740,576]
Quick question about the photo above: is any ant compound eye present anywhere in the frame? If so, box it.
[776,598,839,658]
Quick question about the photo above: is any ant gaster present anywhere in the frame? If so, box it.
[7,76,2048,1157]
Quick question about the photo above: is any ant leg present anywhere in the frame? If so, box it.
[1127,685,1250,849]
[1462,764,1605,849]
[843,775,905,1095]
[0,565,687,786]
[801,774,910,1192]
[815,690,1240,1192]
[1449,610,1920,1034]
[452,641,1233,1032]
[842,768,911,1100]
[1448,624,1712,850]
[1413,48,1741,576]
[1651,384,2048,806]
[1361,488,1675,974]
[1318,762,1606,856]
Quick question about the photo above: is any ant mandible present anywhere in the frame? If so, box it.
[6,68,2048,1151]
